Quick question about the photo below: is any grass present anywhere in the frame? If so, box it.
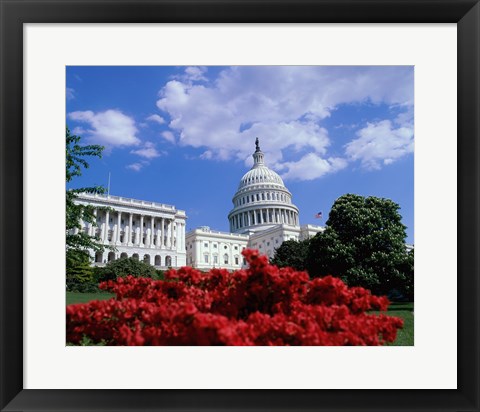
[372,302,414,346]
[66,291,114,305]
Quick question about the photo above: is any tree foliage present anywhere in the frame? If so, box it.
[66,127,106,266]
[306,194,412,296]
[95,257,157,282]
[271,239,310,271]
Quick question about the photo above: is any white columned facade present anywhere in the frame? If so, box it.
[73,193,187,268]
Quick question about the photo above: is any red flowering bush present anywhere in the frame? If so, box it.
[66,249,403,346]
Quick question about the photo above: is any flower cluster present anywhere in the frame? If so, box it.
[66,249,403,345]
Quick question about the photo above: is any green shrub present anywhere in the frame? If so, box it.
[96,257,156,282]
[66,254,98,292]
[154,269,166,281]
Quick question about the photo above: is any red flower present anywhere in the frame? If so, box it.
[66,249,403,346]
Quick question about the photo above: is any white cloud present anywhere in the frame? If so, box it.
[126,163,144,172]
[130,141,161,159]
[71,126,86,136]
[200,150,213,160]
[280,153,348,181]
[184,66,208,82]
[67,109,140,147]
[146,114,165,125]
[173,66,208,83]
[161,131,175,144]
[66,87,75,100]
[344,120,414,170]
[154,66,413,180]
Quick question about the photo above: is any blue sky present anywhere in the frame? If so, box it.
[66,66,414,244]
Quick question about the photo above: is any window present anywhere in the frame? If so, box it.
[213,244,217,248]
[204,242,208,247]
[224,254,229,264]
[204,254,209,263]
[214,255,218,264]
[234,246,238,250]
[224,245,228,250]
[267,242,270,246]
[235,257,239,265]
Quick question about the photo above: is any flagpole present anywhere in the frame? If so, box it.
[107,172,111,196]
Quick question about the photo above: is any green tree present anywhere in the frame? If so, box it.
[94,257,157,282]
[271,239,311,271]
[66,127,106,267]
[306,194,411,296]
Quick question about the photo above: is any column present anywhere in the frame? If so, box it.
[156,228,161,249]
[171,220,175,249]
[247,212,251,226]
[140,215,144,246]
[166,220,171,248]
[103,210,110,243]
[128,213,133,245]
[116,211,122,244]
[89,209,96,236]
[161,218,165,248]
[150,216,155,248]
[176,222,181,251]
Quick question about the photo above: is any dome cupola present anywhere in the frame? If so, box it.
[228,138,299,234]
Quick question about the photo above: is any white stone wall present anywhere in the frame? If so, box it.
[73,193,187,268]
[299,224,324,241]
[185,227,249,271]
[247,224,302,259]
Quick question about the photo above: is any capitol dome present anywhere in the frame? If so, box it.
[228,138,299,234]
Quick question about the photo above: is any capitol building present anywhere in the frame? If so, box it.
[74,139,323,270]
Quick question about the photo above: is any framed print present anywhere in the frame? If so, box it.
[1,0,479,411]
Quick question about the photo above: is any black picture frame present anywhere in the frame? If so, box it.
[1,1,479,411]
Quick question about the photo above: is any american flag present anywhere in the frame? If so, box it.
[314,211,323,219]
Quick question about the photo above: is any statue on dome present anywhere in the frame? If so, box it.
[255,137,260,152]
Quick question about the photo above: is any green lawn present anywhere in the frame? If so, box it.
[373,302,414,346]
[66,291,114,305]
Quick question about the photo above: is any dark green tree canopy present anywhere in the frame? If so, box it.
[95,257,157,281]
[66,127,106,265]
[271,239,310,271]
[306,194,411,296]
